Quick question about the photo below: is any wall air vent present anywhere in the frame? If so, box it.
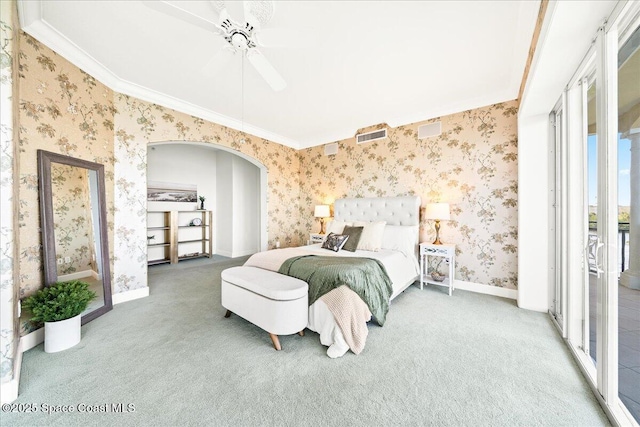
[324,143,338,156]
[418,121,442,139]
[356,129,387,144]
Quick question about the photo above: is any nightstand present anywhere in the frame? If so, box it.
[419,243,455,296]
[309,233,326,245]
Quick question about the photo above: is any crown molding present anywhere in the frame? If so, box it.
[17,1,522,151]
[295,90,517,149]
[17,0,301,150]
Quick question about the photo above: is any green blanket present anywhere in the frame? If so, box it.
[278,255,393,326]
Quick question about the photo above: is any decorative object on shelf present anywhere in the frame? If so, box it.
[189,217,202,226]
[199,195,205,210]
[147,235,155,243]
[22,280,96,353]
[147,181,197,202]
[430,273,446,282]
[425,202,450,245]
[428,256,447,281]
[314,205,331,234]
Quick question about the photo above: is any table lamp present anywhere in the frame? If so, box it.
[314,205,331,234]
[425,203,450,245]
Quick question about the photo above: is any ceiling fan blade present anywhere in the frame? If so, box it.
[210,1,226,14]
[142,1,220,33]
[246,48,286,91]
[243,1,274,31]
[201,47,235,77]
[209,1,232,28]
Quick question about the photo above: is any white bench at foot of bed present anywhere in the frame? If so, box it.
[221,266,308,351]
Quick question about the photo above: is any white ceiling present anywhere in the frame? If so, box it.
[18,0,540,149]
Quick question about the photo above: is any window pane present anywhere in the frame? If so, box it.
[617,23,640,424]
[586,80,598,367]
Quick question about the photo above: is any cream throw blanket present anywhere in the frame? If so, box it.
[320,286,371,354]
[245,248,374,354]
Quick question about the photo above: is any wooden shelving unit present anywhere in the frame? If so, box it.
[147,210,212,266]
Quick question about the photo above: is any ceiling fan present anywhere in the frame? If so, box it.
[143,0,287,91]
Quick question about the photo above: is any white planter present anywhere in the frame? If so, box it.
[44,314,82,353]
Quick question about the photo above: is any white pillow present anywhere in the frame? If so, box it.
[353,221,387,251]
[325,220,351,235]
[381,225,419,258]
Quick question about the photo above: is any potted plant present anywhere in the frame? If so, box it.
[199,195,206,210]
[22,280,96,353]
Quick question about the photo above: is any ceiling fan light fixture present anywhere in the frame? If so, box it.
[147,0,285,91]
[230,32,249,50]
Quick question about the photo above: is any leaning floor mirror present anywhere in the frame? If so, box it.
[38,150,113,324]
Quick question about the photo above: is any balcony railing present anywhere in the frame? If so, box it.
[588,222,630,273]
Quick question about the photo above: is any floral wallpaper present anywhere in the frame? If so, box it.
[8,14,518,358]
[51,164,96,276]
[0,0,524,399]
[12,28,305,335]
[0,0,18,385]
[110,96,147,294]
[113,93,303,294]
[17,32,115,333]
[298,101,519,289]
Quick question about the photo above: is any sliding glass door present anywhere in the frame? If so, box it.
[556,5,640,424]
[616,22,639,422]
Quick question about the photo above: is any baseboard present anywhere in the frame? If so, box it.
[216,249,232,258]
[516,299,548,312]
[19,288,150,353]
[21,327,45,352]
[216,249,256,258]
[0,341,23,404]
[58,269,94,281]
[453,279,518,300]
[112,287,149,305]
[231,249,258,258]
[9,286,148,404]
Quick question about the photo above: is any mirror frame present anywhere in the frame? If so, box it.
[38,149,113,324]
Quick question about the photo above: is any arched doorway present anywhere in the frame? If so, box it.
[147,141,267,262]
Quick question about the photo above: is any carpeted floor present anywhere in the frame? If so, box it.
[1,256,610,426]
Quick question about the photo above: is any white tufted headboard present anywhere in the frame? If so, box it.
[333,196,421,226]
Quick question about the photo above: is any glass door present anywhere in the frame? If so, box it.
[616,22,639,424]
[560,5,640,424]
[585,78,599,366]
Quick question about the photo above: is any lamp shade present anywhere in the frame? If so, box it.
[425,203,450,220]
[314,205,330,218]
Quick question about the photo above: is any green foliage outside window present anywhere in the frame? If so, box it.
[588,212,630,231]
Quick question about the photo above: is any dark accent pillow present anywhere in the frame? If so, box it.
[321,232,350,252]
[341,226,364,252]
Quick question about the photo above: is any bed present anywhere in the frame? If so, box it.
[244,195,421,357]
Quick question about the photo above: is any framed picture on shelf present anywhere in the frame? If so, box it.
[147,181,197,203]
